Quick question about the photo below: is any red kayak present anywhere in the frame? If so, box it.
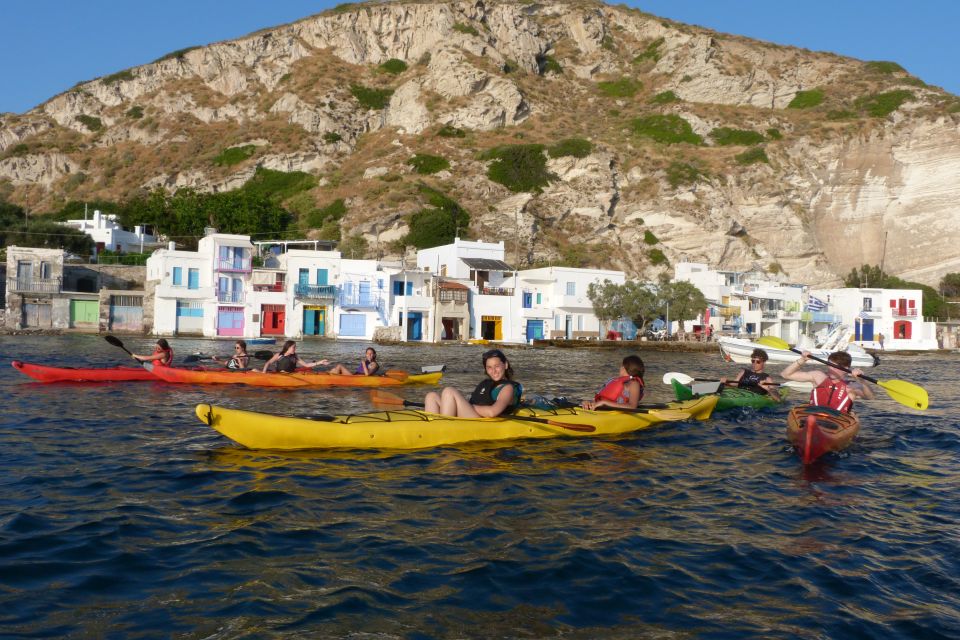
[12,360,157,383]
[786,404,861,464]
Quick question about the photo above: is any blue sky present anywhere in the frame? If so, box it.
[2,1,957,114]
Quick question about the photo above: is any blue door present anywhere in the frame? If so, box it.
[359,281,371,306]
[407,312,423,340]
[298,269,309,285]
[316,269,328,285]
[339,314,366,337]
[526,320,544,340]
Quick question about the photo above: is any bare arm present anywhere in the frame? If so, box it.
[262,354,279,372]
[849,369,875,400]
[780,352,821,384]
[474,386,515,418]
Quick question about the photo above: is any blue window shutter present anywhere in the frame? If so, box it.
[317,269,328,285]
[393,281,402,295]
[406,282,413,295]
[188,268,199,289]
[172,267,182,286]
[299,269,309,285]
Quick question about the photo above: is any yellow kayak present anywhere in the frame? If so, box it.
[195,395,717,450]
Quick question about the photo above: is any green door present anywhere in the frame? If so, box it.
[70,299,99,326]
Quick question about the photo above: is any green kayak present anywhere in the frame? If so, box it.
[671,379,785,411]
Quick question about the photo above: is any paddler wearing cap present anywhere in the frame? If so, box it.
[424,349,523,417]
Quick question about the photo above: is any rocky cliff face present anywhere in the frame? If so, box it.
[2,0,958,286]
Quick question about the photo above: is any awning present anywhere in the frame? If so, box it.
[461,257,513,271]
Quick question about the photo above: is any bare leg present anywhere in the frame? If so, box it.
[425,391,442,413]
[439,386,480,417]
[328,364,353,375]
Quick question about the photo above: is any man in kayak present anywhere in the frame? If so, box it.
[581,355,645,410]
[425,349,521,417]
[132,339,174,366]
[719,348,781,400]
[327,347,380,376]
[212,340,250,370]
[262,341,330,373]
[780,350,873,412]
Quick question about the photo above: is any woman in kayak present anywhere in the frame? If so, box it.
[780,350,873,412]
[327,347,380,376]
[212,340,250,370]
[720,348,781,400]
[582,354,645,410]
[132,338,174,366]
[262,341,329,373]
[425,349,522,417]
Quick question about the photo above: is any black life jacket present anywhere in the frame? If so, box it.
[469,379,523,408]
[739,368,770,394]
[275,354,297,373]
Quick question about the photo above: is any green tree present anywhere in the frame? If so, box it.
[587,280,623,336]
[620,281,660,334]
[658,280,707,339]
[940,273,960,299]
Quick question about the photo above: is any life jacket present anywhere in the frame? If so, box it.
[155,345,173,366]
[227,355,249,370]
[810,376,853,413]
[594,375,645,404]
[469,379,523,408]
[355,359,378,375]
[275,354,297,373]
[738,369,770,394]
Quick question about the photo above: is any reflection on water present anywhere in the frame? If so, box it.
[0,336,958,637]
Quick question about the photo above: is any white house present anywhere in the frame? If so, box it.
[810,287,939,351]
[515,266,626,340]
[280,249,342,339]
[62,210,159,253]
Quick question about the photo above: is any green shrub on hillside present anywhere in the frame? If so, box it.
[213,145,256,166]
[855,90,913,117]
[597,78,641,98]
[306,198,347,229]
[404,184,471,249]
[6,144,30,157]
[649,90,679,104]
[643,230,659,245]
[379,59,408,74]
[787,89,824,109]
[323,132,342,143]
[102,70,135,84]
[481,144,555,193]
[126,106,144,119]
[452,22,479,36]
[630,115,702,145]
[408,153,450,175]
[75,115,103,132]
[648,248,668,265]
[633,37,664,63]
[539,55,562,75]
[766,128,783,140]
[865,61,906,74]
[665,161,703,188]
[437,124,466,138]
[710,127,765,146]
[948,102,960,114]
[827,109,857,120]
[241,167,317,201]
[154,46,199,63]
[735,147,769,165]
[548,138,592,159]
[350,83,394,110]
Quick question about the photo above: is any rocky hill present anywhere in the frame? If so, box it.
[2,0,959,286]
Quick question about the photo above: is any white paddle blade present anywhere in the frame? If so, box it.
[663,372,694,385]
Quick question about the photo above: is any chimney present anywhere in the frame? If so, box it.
[168,241,176,251]
[204,227,217,236]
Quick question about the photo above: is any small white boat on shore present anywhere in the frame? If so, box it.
[718,337,878,368]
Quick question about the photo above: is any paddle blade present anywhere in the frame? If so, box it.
[370,389,407,406]
[182,355,201,364]
[663,371,693,385]
[383,369,409,381]
[756,336,791,350]
[104,335,133,356]
[879,379,929,410]
[253,350,274,360]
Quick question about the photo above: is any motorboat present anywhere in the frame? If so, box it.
[718,336,878,368]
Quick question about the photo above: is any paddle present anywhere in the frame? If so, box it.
[369,390,596,433]
[662,371,811,392]
[757,336,929,410]
[104,335,135,357]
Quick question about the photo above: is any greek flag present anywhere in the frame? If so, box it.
[805,295,826,312]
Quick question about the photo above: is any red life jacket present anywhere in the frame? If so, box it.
[154,345,174,366]
[810,376,852,413]
[595,375,644,405]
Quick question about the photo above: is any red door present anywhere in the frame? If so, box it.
[262,304,285,335]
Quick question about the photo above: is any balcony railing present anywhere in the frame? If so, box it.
[253,283,284,292]
[216,258,252,273]
[295,284,337,300]
[339,291,383,311]
[217,290,245,303]
[892,308,918,317]
[8,277,62,294]
[438,290,468,303]
[481,286,514,296]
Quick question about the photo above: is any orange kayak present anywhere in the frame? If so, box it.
[12,360,157,383]
[145,363,442,387]
[786,404,860,464]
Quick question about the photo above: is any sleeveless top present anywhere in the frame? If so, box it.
[469,379,523,408]
[227,355,249,370]
[275,354,297,373]
[738,368,771,393]
[154,346,173,366]
[355,360,378,375]
[810,377,853,413]
[594,375,644,404]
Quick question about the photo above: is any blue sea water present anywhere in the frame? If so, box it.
[0,335,958,638]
